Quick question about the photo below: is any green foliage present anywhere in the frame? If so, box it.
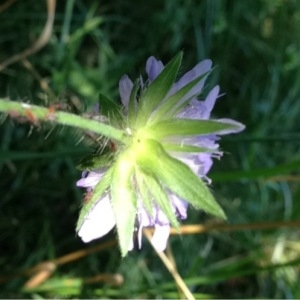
[141,171,180,229]
[110,154,137,257]
[1,0,300,298]
[135,52,183,127]
[149,69,211,123]
[136,138,226,219]
[144,118,240,139]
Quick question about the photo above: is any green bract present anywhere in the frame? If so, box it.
[134,138,226,219]
[111,152,137,256]
[135,52,183,128]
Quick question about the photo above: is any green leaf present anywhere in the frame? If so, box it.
[76,152,114,171]
[98,93,122,120]
[142,171,179,228]
[144,119,240,140]
[135,52,183,127]
[135,168,153,217]
[111,154,137,257]
[136,139,226,219]
[76,166,114,232]
[149,70,211,124]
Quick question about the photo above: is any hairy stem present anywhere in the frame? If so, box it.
[0,99,129,144]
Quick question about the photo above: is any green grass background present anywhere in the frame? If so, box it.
[1,0,300,298]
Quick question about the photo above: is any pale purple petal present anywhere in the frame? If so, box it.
[78,195,116,243]
[198,153,214,176]
[203,85,220,119]
[168,59,212,104]
[146,56,164,82]
[164,135,219,150]
[137,205,154,249]
[137,204,171,249]
[174,153,200,174]
[119,75,133,108]
[175,59,212,91]
[171,143,217,177]
[151,224,170,252]
[76,171,104,188]
[171,194,188,219]
[183,135,220,148]
[138,205,153,227]
[177,85,220,120]
[156,208,170,225]
[177,99,207,119]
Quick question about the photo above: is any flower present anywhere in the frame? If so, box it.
[76,53,245,257]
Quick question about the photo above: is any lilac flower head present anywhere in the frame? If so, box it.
[76,53,245,257]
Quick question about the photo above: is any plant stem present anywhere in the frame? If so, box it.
[0,99,129,144]
[144,230,195,300]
